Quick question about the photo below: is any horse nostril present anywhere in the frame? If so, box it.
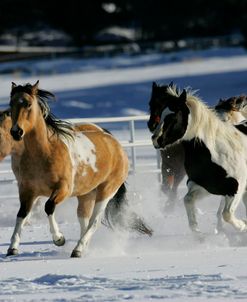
[18,128,23,137]
[10,126,24,140]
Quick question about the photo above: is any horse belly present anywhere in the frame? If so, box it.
[71,167,101,196]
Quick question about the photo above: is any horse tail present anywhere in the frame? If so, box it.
[103,183,153,237]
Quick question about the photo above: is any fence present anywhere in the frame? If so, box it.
[69,115,161,173]
[0,115,161,189]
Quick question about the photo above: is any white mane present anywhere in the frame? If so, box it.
[167,86,247,180]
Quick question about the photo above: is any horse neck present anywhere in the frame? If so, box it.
[23,114,51,155]
[11,140,24,156]
[184,97,243,162]
[183,96,224,146]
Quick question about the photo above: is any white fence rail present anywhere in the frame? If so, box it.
[69,115,161,173]
[0,115,161,189]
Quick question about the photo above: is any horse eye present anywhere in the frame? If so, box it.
[23,101,31,108]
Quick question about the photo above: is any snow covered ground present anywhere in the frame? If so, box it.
[1,47,247,301]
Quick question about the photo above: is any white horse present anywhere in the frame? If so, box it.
[152,85,247,233]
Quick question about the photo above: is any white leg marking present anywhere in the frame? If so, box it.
[73,199,109,254]
[48,214,64,242]
[183,181,209,232]
[9,217,28,250]
[216,197,225,234]
[223,194,247,231]
[78,217,90,238]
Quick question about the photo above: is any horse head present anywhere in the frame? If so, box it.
[147,81,179,132]
[0,109,15,159]
[9,81,57,141]
[215,95,247,124]
[9,81,40,141]
[151,88,189,149]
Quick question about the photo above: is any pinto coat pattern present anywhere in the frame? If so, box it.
[7,81,152,258]
[152,85,247,233]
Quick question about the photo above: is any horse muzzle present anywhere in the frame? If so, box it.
[10,125,24,141]
[147,121,158,133]
[152,134,162,149]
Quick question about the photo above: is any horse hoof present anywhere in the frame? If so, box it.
[6,248,18,257]
[53,236,65,246]
[71,250,81,258]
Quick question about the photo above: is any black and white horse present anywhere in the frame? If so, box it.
[148,82,247,213]
[152,85,247,233]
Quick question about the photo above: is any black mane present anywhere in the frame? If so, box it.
[11,83,74,139]
[149,82,180,109]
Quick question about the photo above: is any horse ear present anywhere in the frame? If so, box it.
[169,81,173,87]
[152,82,157,89]
[11,82,17,90]
[32,80,39,94]
[179,89,187,102]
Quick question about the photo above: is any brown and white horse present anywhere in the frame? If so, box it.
[7,81,152,258]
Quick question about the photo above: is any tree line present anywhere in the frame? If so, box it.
[0,0,247,46]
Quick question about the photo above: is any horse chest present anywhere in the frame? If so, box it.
[19,152,68,188]
[182,139,238,196]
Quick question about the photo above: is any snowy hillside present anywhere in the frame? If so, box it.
[1,47,247,301]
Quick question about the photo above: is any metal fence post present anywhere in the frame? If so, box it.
[129,120,136,172]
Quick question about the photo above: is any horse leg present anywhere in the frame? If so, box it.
[222,194,247,231]
[44,183,70,246]
[160,165,177,212]
[183,181,209,232]
[71,184,117,258]
[215,197,225,234]
[160,146,185,212]
[241,191,247,219]
[161,174,176,211]
[75,191,96,250]
[25,197,43,225]
[165,170,186,212]
[7,191,36,256]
